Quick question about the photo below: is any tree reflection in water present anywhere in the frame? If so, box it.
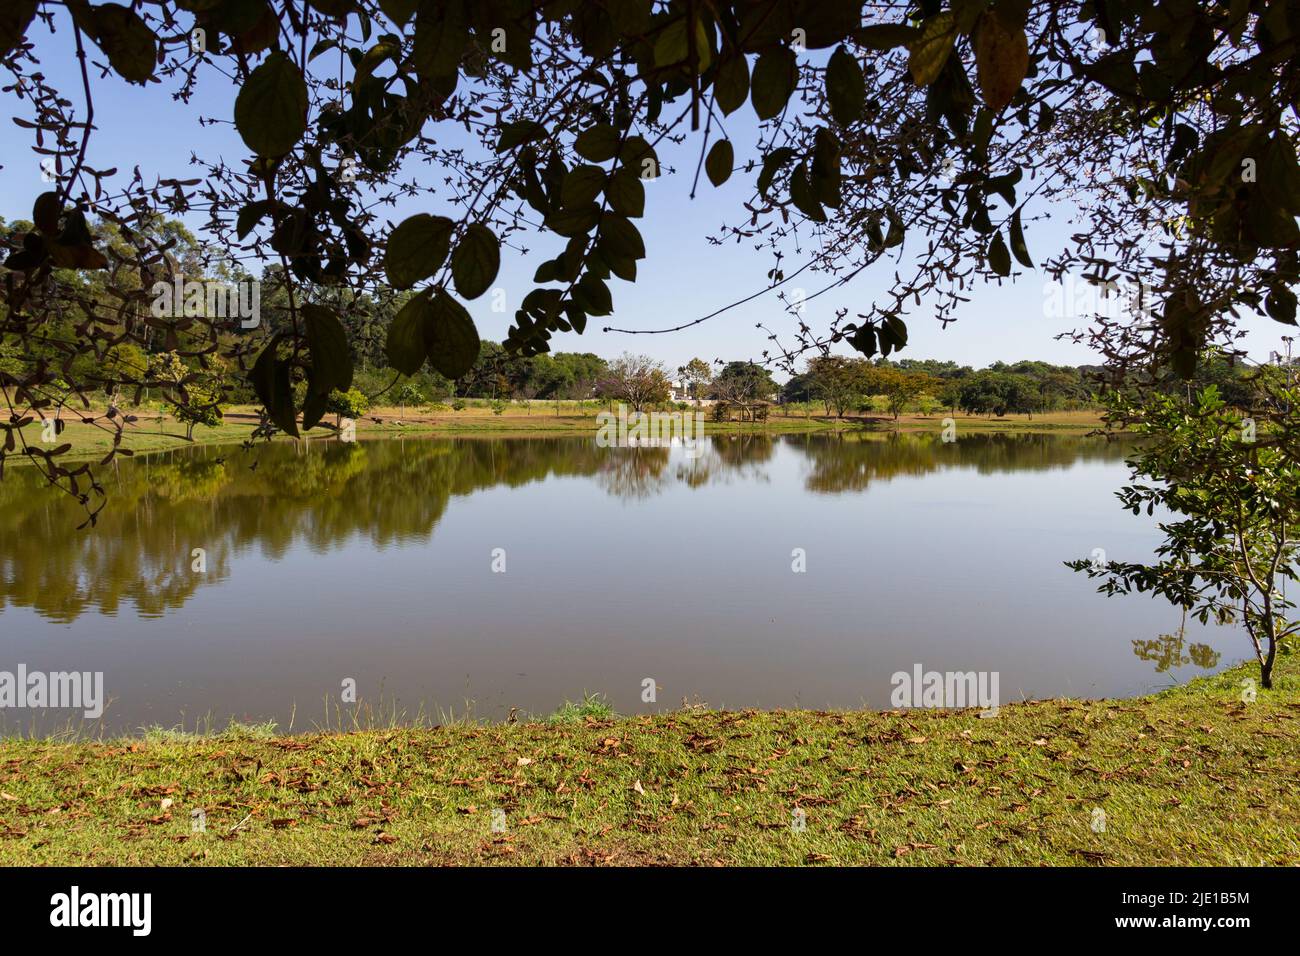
[0,432,1131,623]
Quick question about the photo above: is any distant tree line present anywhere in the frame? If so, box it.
[779,352,1297,419]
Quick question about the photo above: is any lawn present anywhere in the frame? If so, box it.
[0,657,1294,866]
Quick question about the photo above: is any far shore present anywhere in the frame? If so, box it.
[8,404,1108,465]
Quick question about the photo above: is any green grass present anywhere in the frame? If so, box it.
[1,657,1295,866]
[546,693,616,725]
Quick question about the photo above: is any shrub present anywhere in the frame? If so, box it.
[326,388,370,422]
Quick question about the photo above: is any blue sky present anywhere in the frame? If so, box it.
[3,15,1293,375]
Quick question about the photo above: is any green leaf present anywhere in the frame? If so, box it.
[619,136,659,176]
[384,214,453,289]
[574,123,621,162]
[0,0,39,60]
[562,165,606,209]
[385,292,433,376]
[713,55,750,116]
[450,223,500,300]
[306,0,357,15]
[705,139,734,187]
[301,384,329,431]
[574,273,613,315]
[427,287,481,379]
[236,200,275,240]
[235,52,308,157]
[301,304,353,396]
[987,230,1011,276]
[1260,133,1300,217]
[854,23,919,49]
[412,2,466,80]
[607,167,646,217]
[497,120,545,153]
[826,46,864,126]
[1009,207,1033,268]
[544,204,601,237]
[599,246,637,282]
[533,258,559,283]
[974,9,1029,112]
[987,167,1023,207]
[90,4,158,83]
[810,128,842,207]
[751,47,797,120]
[908,12,957,87]
[1265,285,1298,325]
[758,146,795,196]
[885,211,905,247]
[653,16,711,71]
[32,191,61,235]
[599,215,645,260]
[788,163,825,222]
[377,0,419,25]
[250,339,299,437]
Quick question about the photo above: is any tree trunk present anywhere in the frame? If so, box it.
[1261,610,1277,689]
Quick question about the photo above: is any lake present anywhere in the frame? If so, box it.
[0,431,1235,734]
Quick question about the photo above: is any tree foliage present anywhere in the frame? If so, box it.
[1068,382,1300,688]
[595,352,672,410]
[3,0,1300,520]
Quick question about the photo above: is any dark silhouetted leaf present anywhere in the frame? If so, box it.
[234,52,308,157]
[751,48,797,120]
[384,214,453,289]
[705,139,734,186]
[450,223,500,299]
[302,303,353,396]
[826,46,864,126]
[427,287,480,378]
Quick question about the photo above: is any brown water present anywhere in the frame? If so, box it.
[0,432,1234,733]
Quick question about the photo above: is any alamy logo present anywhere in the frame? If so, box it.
[890,664,999,714]
[50,886,151,936]
[596,404,706,459]
[151,276,260,328]
[0,665,104,718]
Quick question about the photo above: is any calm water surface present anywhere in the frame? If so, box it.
[0,432,1235,732]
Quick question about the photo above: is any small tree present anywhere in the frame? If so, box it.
[326,388,370,426]
[394,383,424,418]
[1068,384,1300,689]
[806,355,868,417]
[678,358,713,406]
[863,366,942,420]
[175,386,224,440]
[595,353,671,412]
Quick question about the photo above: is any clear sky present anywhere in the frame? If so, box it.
[3,16,1293,377]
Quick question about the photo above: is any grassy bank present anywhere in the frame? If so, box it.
[0,658,1294,866]
[13,406,1104,463]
